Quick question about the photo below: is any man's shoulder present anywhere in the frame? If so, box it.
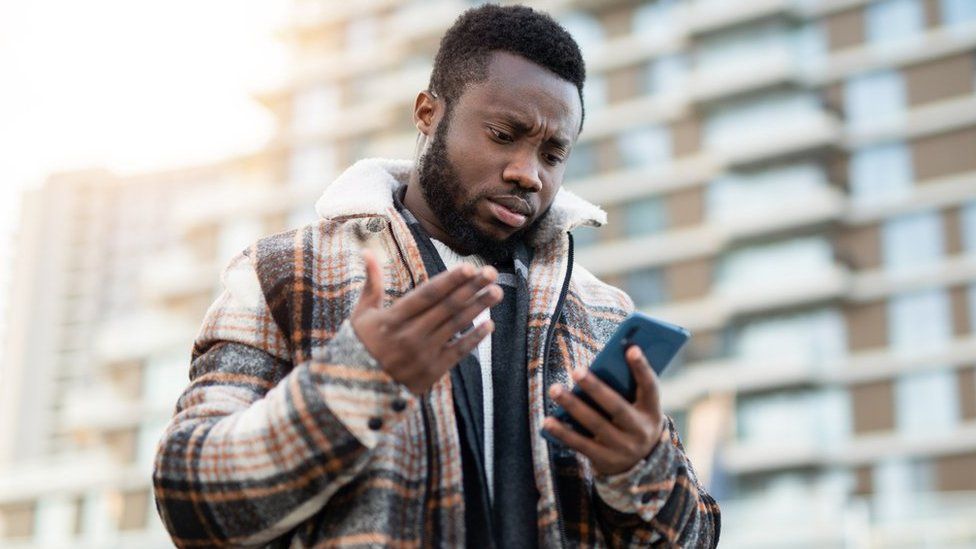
[248,216,380,264]
[569,262,634,313]
[239,216,381,300]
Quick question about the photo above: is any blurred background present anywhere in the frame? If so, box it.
[1,0,975,547]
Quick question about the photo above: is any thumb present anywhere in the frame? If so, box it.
[353,249,384,315]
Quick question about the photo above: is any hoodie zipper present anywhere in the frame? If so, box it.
[543,233,574,548]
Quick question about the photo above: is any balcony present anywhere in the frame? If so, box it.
[721,420,976,474]
[714,110,842,168]
[92,311,195,365]
[139,258,217,304]
[644,263,850,333]
[689,54,802,107]
[712,184,846,243]
[662,334,976,410]
[844,94,976,148]
[286,0,400,31]
[685,0,803,37]
[719,491,976,548]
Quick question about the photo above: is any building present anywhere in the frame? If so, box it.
[2,0,975,546]
[0,156,282,547]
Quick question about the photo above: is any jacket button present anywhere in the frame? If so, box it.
[391,398,407,412]
[367,417,384,431]
[366,218,385,233]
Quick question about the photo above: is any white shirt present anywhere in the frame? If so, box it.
[429,239,496,502]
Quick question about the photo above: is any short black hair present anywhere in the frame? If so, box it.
[428,4,587,130]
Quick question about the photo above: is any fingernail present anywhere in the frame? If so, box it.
[571,369,584,382]
[551,385,562,398]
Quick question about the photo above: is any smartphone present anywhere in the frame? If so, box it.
[543,312,690,443]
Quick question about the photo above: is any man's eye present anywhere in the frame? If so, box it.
[544,153,565,165]
[490,128,514,142]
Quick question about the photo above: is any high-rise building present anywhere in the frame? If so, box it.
[0,157,282,547]
[1,0,975,546]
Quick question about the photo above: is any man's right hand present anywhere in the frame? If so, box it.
[350,250,503,395]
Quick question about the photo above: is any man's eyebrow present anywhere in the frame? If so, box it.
[493,112,572,149]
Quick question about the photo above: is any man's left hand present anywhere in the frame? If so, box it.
[543,345,664,476]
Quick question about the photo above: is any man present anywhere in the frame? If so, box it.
[153,5,720,547]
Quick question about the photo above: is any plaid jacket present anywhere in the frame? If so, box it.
[153,159,720,548]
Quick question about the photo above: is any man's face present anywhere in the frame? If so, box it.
[417,51,582,262]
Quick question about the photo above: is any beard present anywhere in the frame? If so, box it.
[417,119,537,265]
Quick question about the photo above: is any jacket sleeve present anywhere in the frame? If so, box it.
[592,416,721,548]
[152,250,415,548]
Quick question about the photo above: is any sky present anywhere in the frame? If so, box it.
[0,0,288,361]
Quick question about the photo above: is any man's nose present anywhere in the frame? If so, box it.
[502,150,543,192]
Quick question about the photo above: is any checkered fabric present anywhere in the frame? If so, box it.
[152,159,720,548]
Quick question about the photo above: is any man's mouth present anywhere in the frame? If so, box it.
[486,196,533,228]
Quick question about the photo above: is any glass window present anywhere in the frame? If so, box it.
[623,196,668,237]
[962,200,976,252]
[35,496,74,545]
[939,0,976,27]
[292,84,340,136]
[564,143,597,181]
[633,0,681,43]
[571,225,600,248]
[644,54,688,96]
[888,289,953,356]
[618,125,671,169]
[970,284,976,334]
[737,389,849,447]
[624,267,666,308]
[734,308,847,368]
[218,218,263,265]
[703,91,821,151]
[584,74,607,111]
[865,0,924,47]
[795,22,828,67]
[706,163,827,223]
[79,492,111,542]
[143,354,188,407]
[895,369,959,436]
[137,419,170,470]
[559,11,603,56]
[288,206,319,229]
[848,142,913,207]
[873,458,933,520]
[289,144,337,190]
[716,237,834,293]
[844,70,907,131]
[881,210,944,273]
[696,22,793,74]
[345,16,378,52]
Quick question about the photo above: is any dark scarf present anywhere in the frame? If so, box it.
[394,187,539,548]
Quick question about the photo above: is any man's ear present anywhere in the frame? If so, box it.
[413,90,440,137]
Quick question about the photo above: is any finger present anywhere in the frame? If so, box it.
[441,319,494,365]
[411,266,499,335]
[387,264,479,324]
[353,250,384,315]
[425,283,503,345]
[572,369,643,435]
[627,345,662,414]
[542,417,615,463]
[548,384,628,446]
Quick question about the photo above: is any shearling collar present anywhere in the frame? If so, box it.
[314,158,606,247]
